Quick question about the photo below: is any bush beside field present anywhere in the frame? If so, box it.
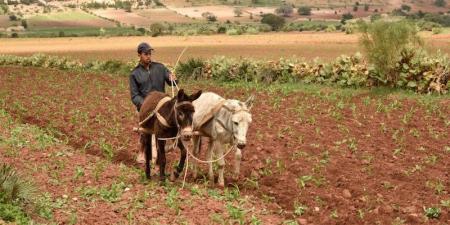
[0,52,448,94]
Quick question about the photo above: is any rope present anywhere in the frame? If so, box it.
[186,143,236,164]
[180,141,236,189]
[170,46,187,97]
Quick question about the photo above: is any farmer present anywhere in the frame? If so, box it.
[129,42,178,163]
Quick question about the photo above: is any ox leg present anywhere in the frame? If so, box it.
[207,140,215,185]
[234,148,242,179]
[157,139,167,182]
[192,135,201,179]
[217,143,226,187]
[151,134,157,164]
[142,134,152,179]
[172,140,187,179]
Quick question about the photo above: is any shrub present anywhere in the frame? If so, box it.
[364,4,369,11]
[275,4,293,17]
[325,25,336,32]
[9,14,17,21]
[217,26,227,33]
[175,58,205,80]
[401,4,411,12]
[226,28,241,35]
[416,20,442,31]
[432,27,443,34]
[261,13,285,31]
[20,19,27,29]
[234,7,242,17]
[370,14,381,22]
[150,23,165,37]
[341,13,353,24]
[0,4,8,14]
[359,20,423,85]
[297,6,311,16]
[434,0,447,7]
[202,12,217,22]
[246,27,259,34]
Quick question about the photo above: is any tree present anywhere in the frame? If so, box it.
[261,13,285,31]
[21,19,27,29]
[297,6,311,16]
[401,4,411,12]
[370,13,381,22]
[275,4,293,17]
[434,0,447,7]
[234,7,242,17]
[9,14,17,21]
[150,23,165,37]
[202,12,217,22]
[341,12,353,24]
[353,5,358,12]
[359,20,423,85]
[364,4,369,11]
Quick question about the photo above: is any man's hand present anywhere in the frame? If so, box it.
[169,73,177,81]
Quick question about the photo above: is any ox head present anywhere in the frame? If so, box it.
[229,95,254,149]
[175,89,202,141]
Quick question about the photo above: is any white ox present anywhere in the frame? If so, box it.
[191,92,254,187]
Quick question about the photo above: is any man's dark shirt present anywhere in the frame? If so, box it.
[129,62,177,111]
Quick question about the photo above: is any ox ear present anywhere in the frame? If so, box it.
[177,89,186,100]
[188,90,202,101]
[245,95,255,110]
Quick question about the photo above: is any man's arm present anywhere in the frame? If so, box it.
[163,66,178,86]
[129,73,144,110]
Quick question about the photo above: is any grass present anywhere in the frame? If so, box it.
[20,27,143,38]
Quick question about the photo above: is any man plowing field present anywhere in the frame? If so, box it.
[129,42,178,163]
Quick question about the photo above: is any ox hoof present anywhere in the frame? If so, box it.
[169,172,178,182]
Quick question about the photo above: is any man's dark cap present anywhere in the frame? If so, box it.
[137,42,154,54]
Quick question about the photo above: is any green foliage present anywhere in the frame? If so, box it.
[202,12,217,22]
[432,27,443,34]
[0,164,36,205]
[401,4,411,12]
[79,182,127,203]
[297,6,311,16]
[0,164,35,224]
[282,21,339,32]
[434,0,447,7]
[150,23,165,37]
[416,20,442,31]
[20,19,27,29]
[1,53,448,94]
[234,7,243,17]
[226,203,246,224]
[261,13,285,31]
[0,203,30,224]
[364,4,369,11]
[341,13,353,24]
[9,14,17,21]
[275,4,293,17]
[423,206,441,218]
[175,58,205,80]
[359,20,423,85]
[0,4,8,14]
[370,13,381,22]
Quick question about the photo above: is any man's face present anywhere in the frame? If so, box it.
[139,51,152,64]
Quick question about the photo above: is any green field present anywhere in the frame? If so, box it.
[22,27,143,38]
